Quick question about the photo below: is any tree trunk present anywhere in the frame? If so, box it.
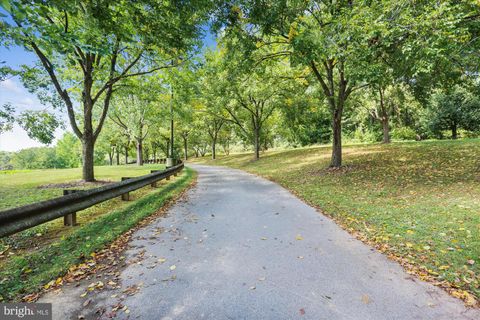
[136,139,143,166]
[254,127,260,160]
[125,146,128,165]
[330,110,342,168]
[382,118,390,144]
[108,151,113,166]
[212,136,217,160]
[82,138,95,181]
[183,137,188,161]
[379,87,390,144]
[116,148,120,165]
[451,123,458,139]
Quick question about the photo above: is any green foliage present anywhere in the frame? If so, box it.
[17,111,62,144]
[429,86,480,139]
[55,133,81,168]
[11,147,56,170]
[391,127,417,141]
[0,103,14,135]
[0,151,12,170]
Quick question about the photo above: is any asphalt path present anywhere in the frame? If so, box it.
[41,164,480,319]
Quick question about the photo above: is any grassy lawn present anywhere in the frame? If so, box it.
[0,167,195,302]
[193,139,480,304]
[0,164,166,210]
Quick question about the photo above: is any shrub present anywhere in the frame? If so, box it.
[391,127,417,140]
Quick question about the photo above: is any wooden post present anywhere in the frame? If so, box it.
[150,170,159,187]
[121,177,131,201]
[63,190,77,226]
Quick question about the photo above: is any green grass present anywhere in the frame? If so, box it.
[0,164,166,210]
[0,167,195,302]
[193,139,480,302]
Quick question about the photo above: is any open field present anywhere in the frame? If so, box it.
[192,139,480,303]
[0,167,195,301]
[0,164,166,210]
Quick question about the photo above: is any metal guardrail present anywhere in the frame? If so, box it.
[0,162,184,238]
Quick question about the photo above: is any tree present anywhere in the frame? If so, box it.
[205,116,225,160]
[110,91,156,166]
[17,110,62,144]
[214,1,471,166]
[201,48,287,160]
[1,1,210,180]
[0,103,14,135]
[429,86,480,139]
[55,132,81,168]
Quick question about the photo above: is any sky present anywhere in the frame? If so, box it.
[0,13,217,152]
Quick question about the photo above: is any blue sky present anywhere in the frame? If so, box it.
[0,17,217,152]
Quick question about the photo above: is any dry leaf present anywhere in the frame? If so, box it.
[361,294,370,304]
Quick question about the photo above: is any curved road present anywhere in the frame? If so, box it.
[42,164,479,319]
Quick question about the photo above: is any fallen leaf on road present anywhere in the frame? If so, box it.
[170,265,176,271]
[83,299,91,307]
[158,258,167,263]
[299,308,305,315]
[261,237,268,240]
[258,277,266,281]
[296,235,304,240]
[249,286,256,290]
[361,294,370,304]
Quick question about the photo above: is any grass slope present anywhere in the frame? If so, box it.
[193,139,480,303]
[0,164,166,210]
[0,167,195,302]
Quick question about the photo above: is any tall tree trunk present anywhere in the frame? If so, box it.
[451,123,458,139]
[116,147,120,165]
[136,139,143,166]
[124,146,128,165]
[382,118,390,143]
[108,150,113,166]
[379,87,390,144]
[183,137,188,161]
[212,137,217,160]
[254,127,260,160]
[330,110,342,168]
[82,138,95,181]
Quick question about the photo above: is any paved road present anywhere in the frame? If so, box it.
[41,164,479,319]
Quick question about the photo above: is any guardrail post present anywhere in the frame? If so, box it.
[63,190,78,226]
[121,177,131,201]
[150,170,160,187]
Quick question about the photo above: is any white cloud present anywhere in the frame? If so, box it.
[18,97,35,106]
[0,78,22,94]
